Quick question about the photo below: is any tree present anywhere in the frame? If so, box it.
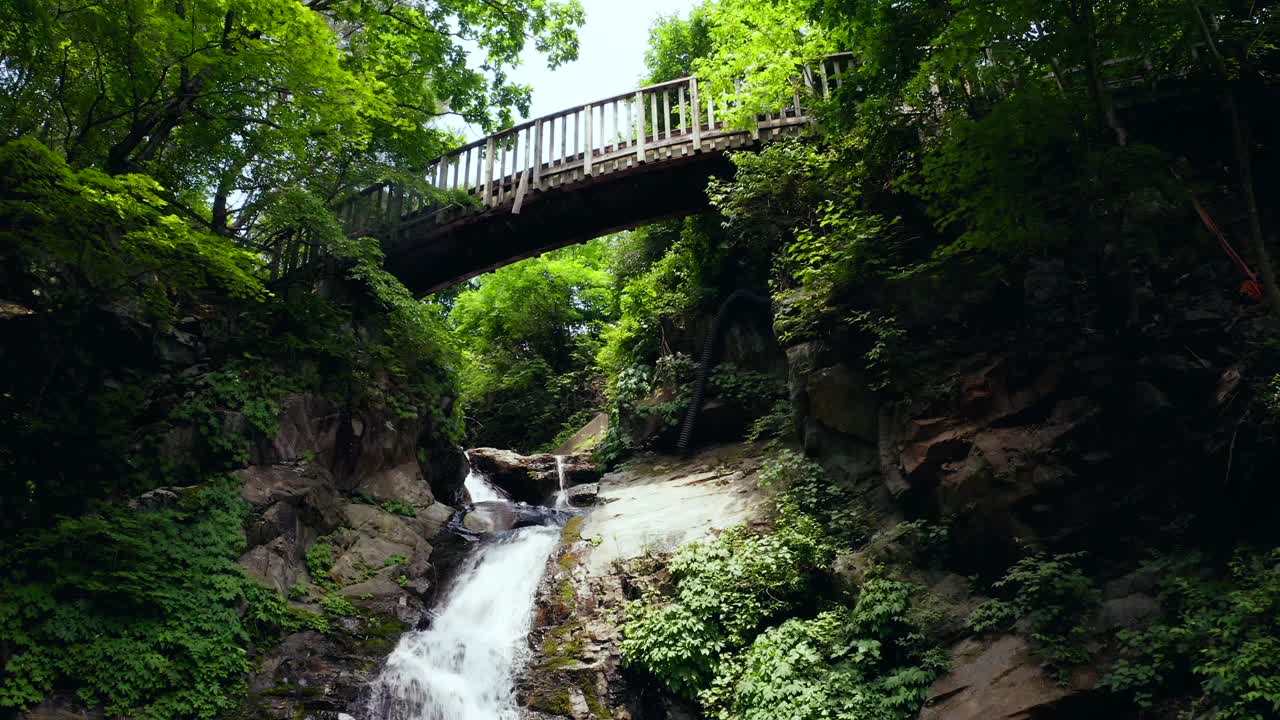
[450,242,614,450]
[0,0,585,247]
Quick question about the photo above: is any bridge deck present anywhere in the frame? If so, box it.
[280,55,855,293]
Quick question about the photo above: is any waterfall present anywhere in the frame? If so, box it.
[553,455,570,510]
[462,454,508,504]
[366,524,561,720]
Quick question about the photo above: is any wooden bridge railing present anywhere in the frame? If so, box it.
[323,53,855,255]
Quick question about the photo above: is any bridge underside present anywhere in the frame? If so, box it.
[382,151,738,296]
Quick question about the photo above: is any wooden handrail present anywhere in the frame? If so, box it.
[323,51,857,258]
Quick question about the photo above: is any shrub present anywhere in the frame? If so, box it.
[967,552,1101,679]
[702,575,948,720]
[761,450,870,548]
[0,479,300,719]
[1102,549,1280,719]
[380,500,416,518]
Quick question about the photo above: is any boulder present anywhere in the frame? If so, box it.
[237,463,344,540]
[805,364,879,442]
[467,448,599,505]
[248,394,342,467]
[330,535,419,586]
[421,443,468,505]
[354,460,435,510]
[565,483,599,506]
[919,635,1093,720]
[340,503,426,549]
[239,538,305,595]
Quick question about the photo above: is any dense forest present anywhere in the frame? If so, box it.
[2,0,1280,718]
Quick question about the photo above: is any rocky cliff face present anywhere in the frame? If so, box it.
[513,279,1278,720]
[233,394,469,719]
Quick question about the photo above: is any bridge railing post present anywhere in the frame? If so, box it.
[533,119,543,189]
[484,136,495,207]
[689,78,702,152]
[634,91,645,162]
[583,104,594,176]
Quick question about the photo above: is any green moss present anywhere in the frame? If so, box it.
[527,688,574,715]
[559,551,581,570]
[355,612,408,655]
[559,579,577,606]
[541,622,585,668]
[562,515,586,542]
[580,680,611,719]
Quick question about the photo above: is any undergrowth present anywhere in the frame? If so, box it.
[621,452,941,718]
[1102,549,1280,719]
[0,478,312,718]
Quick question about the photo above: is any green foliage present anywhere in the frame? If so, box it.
[172,361,293,466]
[702,575,948,720]
[320,593,359,618]
[968,552,1101,679]
[0,0,584,224]
[0,478,304,718]
[598,219,726,376]
[623,450,883,704]
[287,582,311,601]
[643,8,713,83]
[305,542,337,591]
[383,554,409,568]
[380,501,416,518]
[745,399,794,445]
[687,0,839,128]
[1102,549,1280,719]
[761,450,870,548]
[621,524,824,698]
[451,241,614,451]
[0,138,265,313]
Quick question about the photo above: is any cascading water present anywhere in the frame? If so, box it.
[553,455,569,510]
[463,453,508,504]
[366,456,564,720]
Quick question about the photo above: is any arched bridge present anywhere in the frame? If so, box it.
[314,54,855,295]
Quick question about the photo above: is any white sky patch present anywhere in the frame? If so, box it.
[446,0,699,141]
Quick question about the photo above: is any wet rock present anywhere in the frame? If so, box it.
[467,448,599,504]
[565,483,599,506]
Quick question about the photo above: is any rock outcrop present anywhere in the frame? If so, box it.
[517,443,775,719]
[467,448,599,505]
[230,394,470,719]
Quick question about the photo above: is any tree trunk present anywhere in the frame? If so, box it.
[1190,1,1280,317]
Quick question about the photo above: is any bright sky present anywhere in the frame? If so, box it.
[450,0,699,140]
[513,0,700,117]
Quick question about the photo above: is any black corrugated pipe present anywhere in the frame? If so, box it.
[676,289,772,454]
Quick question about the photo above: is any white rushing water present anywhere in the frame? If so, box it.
[462,460,507,504]
[553,455,569,510]
[366,524,561,720]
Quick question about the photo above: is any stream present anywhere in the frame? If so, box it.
[365,464,567,720]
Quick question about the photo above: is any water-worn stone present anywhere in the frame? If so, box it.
[565,483,599,506]
[467,448,599,504]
